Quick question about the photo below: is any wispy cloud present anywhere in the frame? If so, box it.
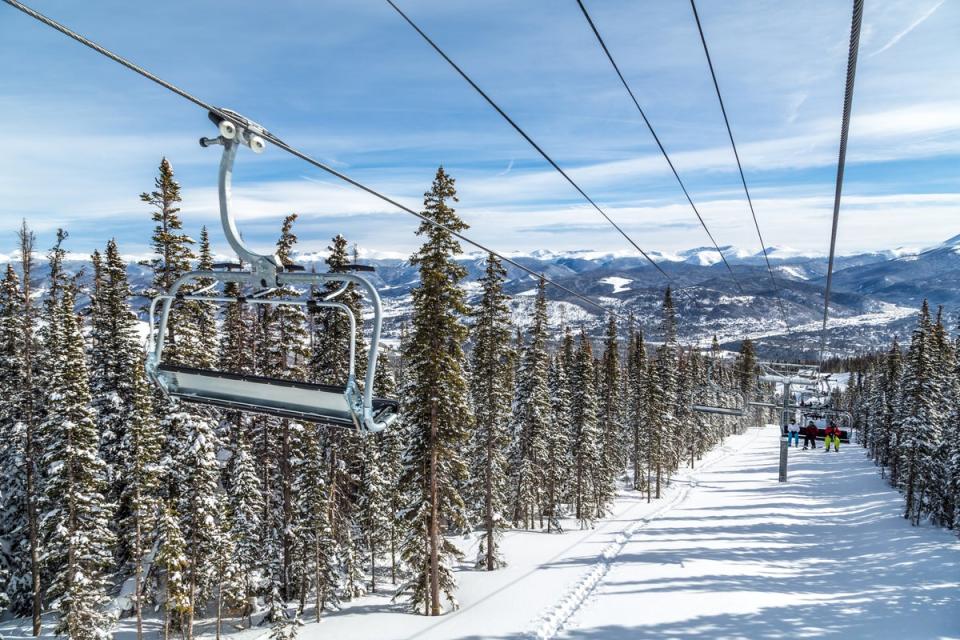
[870,0,946,57]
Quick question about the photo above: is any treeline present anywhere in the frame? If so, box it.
[845,301,960,529]
[0,161,765,638]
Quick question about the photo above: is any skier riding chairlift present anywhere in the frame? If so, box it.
[146,110,398,433]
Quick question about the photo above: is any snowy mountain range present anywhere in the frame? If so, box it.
[20,234,960,359]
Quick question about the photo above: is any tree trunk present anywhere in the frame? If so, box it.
[370,540,377,593]
[134,496,144,639]
[281,419,292,600]
[315,537,322,624]
[429,400,441,615]
[391,525,397,585]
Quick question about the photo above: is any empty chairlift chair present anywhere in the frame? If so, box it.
[146,110,398,432]
[690,360,745,417]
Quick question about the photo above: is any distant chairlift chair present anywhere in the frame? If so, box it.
[146,110,398,432]
[691,360,746,417]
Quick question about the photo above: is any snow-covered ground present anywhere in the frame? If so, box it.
[3,426,957,639]
[599,277,632,294]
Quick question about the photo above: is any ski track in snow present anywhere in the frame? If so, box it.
[529,429,762,640]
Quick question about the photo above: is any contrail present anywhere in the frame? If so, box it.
[870,0,946,57]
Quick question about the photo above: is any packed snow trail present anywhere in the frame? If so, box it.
[557,425,960,639]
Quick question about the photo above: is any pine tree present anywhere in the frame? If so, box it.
[626,323,647,491]
[571,328,601,526]
[900,301,942,525]
[544,353,572,532]
[39,281,115,638]
[118,354,164,639]
[0,264,26,613]
[258,215,310,602]
[510,277,551,529]
[142,157,196,365]
[311,233,367,386]
[598,314,623,509]
[396,167,472,615]
[466,254,513,567]
[156,503,190,639]
[14,222,43,633]
[735,338,758,396]
[89,239,148,570]
[163,408,224,638]
[227,431,263,628]
[292,423,338,623]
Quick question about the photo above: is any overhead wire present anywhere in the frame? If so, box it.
[574,0,745,295]
[383,0,695,302]
[688,0,790,329]
[818,0,864,368]
[0,0,617,317]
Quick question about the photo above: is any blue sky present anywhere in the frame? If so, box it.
[0,0,957,262]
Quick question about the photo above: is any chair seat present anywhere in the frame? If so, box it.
[157,364,398,427]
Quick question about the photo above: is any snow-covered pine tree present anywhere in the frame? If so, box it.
[292,422,338,623]
[599,314,624,507]
[155,503,190,639]
[651,288,680,498]
[375,347,406,586]
[118,353,164,639]
[882,338,903,481]
[227,430,263,628]
[929,309,955,526]
[8,222,43,631]
[39,279,115,638]
[466,253,513,567]
[182,226,218,369]
[510,277,551,529]
[0,264,30,614]
[259,214,310,602]
[674,351,693,469]
[735,338,758,397]
[396,167,472,615]
[544,353,572,532]
[0,263,25,613]
[142,157,196,365]
[217,257,254,448]
[89,239,148,569]
[311,233,367,386]
[163,406,224,638]
[899,301,942,525]
[643,352,664,502]
[571,328,601,526]
[307,231,368,605]
[949,333,960,530]
[356,436,392,589]
[626,322,646,491]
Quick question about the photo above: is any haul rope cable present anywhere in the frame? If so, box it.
[384,0,701,305]
[1,0,617,317]
[819,0,864,368]
[688,0,790,329]
[574,0,746,295]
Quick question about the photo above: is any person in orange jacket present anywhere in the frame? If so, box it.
[823,421,841,452]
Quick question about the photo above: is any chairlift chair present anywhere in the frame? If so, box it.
[690,360,745,417]
[146,110,398,433]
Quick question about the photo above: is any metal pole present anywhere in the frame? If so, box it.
[778,382,791,482]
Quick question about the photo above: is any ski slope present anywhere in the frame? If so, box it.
[295,425,959,640]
